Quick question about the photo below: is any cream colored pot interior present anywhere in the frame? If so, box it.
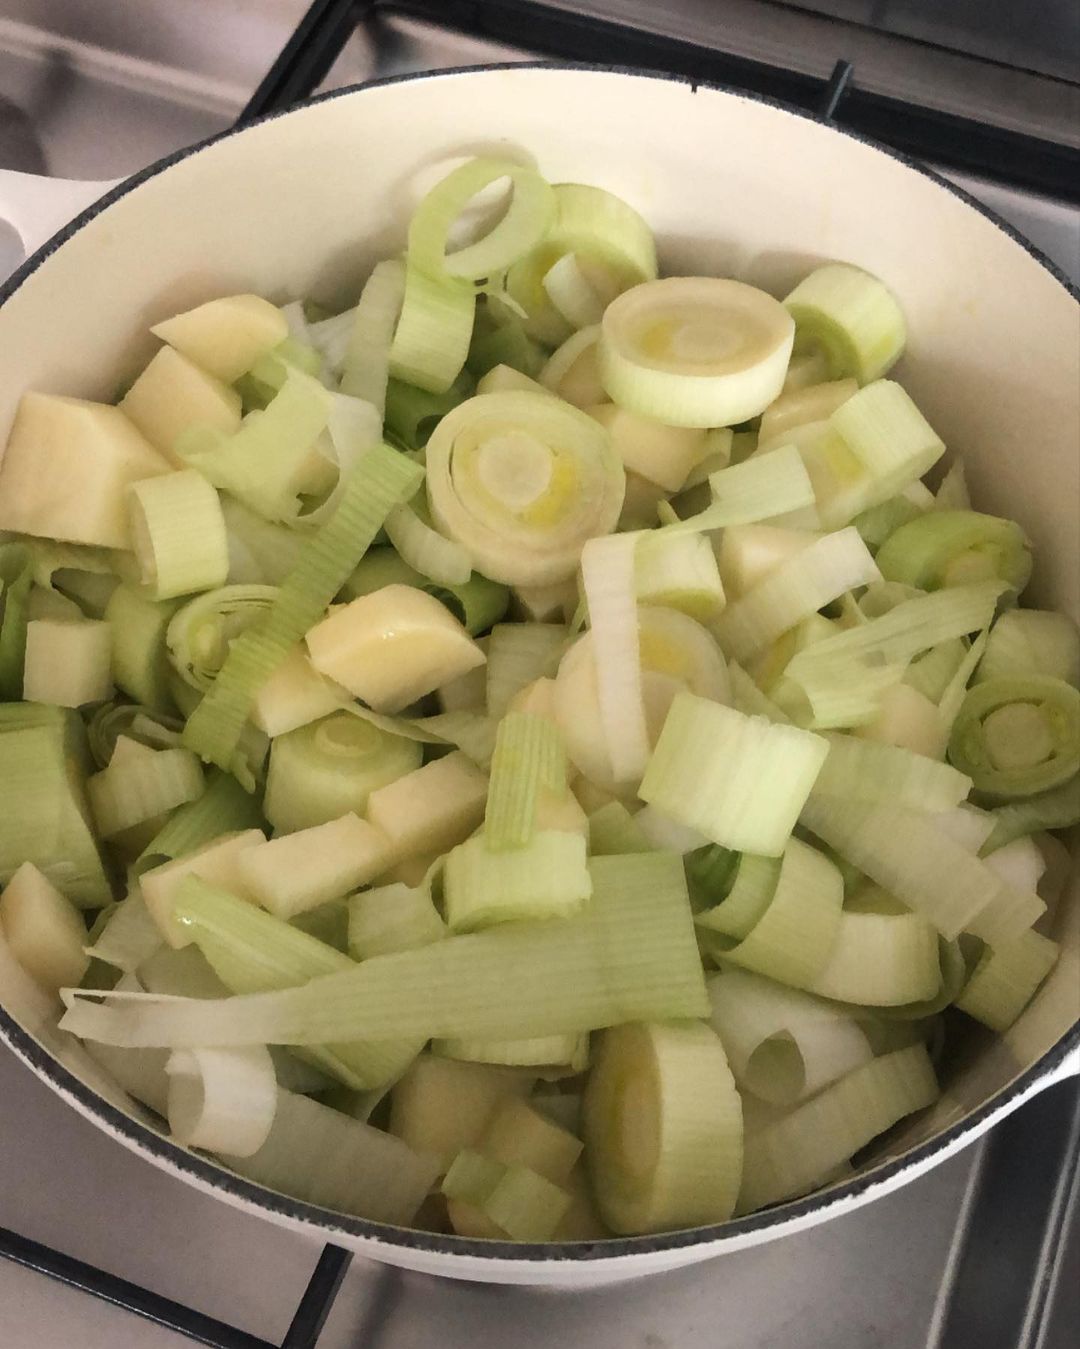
[0,67,1077,1270]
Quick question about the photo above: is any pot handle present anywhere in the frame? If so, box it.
[0,170,124,260]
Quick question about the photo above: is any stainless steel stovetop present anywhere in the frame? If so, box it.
[1,4,1077,1347]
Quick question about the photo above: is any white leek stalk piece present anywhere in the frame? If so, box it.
[599,277,795,428]
[758,378,858,445]
[587,801,651,855]
[87,736,204,840]
[782,263,906,384]
[580,532,649,786]
[584,1020,742,1234]
[384,501,472,586]
[484,711,566,850]
[0,862,89,992]
[715,527,880,663]
[947,675,1080,799]
[811,732,972,811]
[664,445,817,535]
[707,967,872,1105]
[876,509,1032,595]
[151,294,288,383]
[366,750,489,861]
[263,711,421,835]
[801,796,1044,944]
[305,584,485,714]
[424,391,625,585]
[120,345,242,465]
[981,778,1080,854]
[388,264,474,394]
[389,1054,533,1173]
[434,1031,586,1071]
[0,392,170,549]
[166,1043,277,1157]
[23,617,112,707]
[976,609,1080,688]
[738,1045,937,1213]
[718,524,819,600]
[238,815,392,920]
[955,929,1060,1031]
[128,469,229,600]
[443,830,591,931]
[60,852,708,1048]
[485,622,566,718]
[225,1088,439,1224]
[83,891,163,975]
[640,692,828,855]
[539,326,606,407]
[808,905,941,1006]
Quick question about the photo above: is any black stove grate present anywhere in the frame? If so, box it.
[1,1,1077,1343]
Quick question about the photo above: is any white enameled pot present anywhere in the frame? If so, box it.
[0,65,1077,1288]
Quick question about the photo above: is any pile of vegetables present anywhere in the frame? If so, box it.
[0,153,1076,1242]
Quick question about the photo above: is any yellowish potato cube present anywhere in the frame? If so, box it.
[151,294,288,383]
[121,345,242,464]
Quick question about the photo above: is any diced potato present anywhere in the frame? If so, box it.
[587,403,705,491]
[366,751,488,860]
[718,524,819,598]
[0,862,89,991]
[141,830,264,948]
[250,645,343,738]
[238,815,393,920]
[120,345,242,464]
[23,618,112,707]
[0,393,169,547]
[150,294,288,383]
[306,585,486,714]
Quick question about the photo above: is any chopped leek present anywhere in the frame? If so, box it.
[782,263,906,384]
[981,777,1080,853]
[165,1043,277,1157]
[664,445,817,535]
[0,541,32,698]
[808,906,941,1006]
[947,676,1080,798]
[347,881,446,960]
[340,260,406,411]
[484,712,566,850]
[584,1020,742,1234]
[23,617,112,708]
[128,470,229,600]
[635,531,725,622]
[976,609,1080,688]
[955,928,1059,1032]
[877,510,1032,595]
[640,692,828,855]
[444,830,590,931]
[86,736,204,840]
[389,265,474,395]
[811,732,972,811]
[485,621,566,717]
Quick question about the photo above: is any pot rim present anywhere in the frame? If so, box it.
[0,59,1077,1264]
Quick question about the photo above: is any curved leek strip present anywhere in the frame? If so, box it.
[555,608,729,792]
[220,495,306,586]
[664,445,817,536]
[716,527,880,663]
[425,391,625,586]
[587,404,706,493]
[587,800,651,856]
[0,541,32,697]
[165,1043,277,1157]
[707,968,872,1105]
[947,675,1080,798]
[166,584,278,696]
[340,259,406,411]
[539,326,606,408]
[854,491,927,551]
[505,182,657,345]
[384,374,472,451]
[599,277,795,428]
[872,934,968,1022]
[584,1020,742,1234]
[976,609,1080,688]
[877,510,1033,594]
[86,701,183,769]
[696,854,782,940]
[291,393,383,532]
[435,1032,585,1071]
[782,263,906,384]
[784,580,1004,729]
[955,928,1059,1032]
[86,736,204,840]
[635,531,725,622]
[641,692,828,856]
[808,906,941,1006]
[982,776,1080,853]
[384,502,472,586]
[407,157,555,281]
[718,838,844,989]
[800,795,1044,944]
[542,252,608,328]
[263,711,422,834]
[812,732,972,811]
[59,852,709,1048]
[388,265,475,395]
[183,446,423,775]
[738,1045,937,1213]
[580,532,649,786]
[83,892,163,975]
[348,880,446,960]
[484,712,567,851]
[128,469,229,600]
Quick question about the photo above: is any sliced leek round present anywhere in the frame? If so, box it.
[947,675,1080,798]
[583,1020,742,1234]
[425,391,625,585]
[599,277,795,428]
[165,584,278,696]
[782,263,906,384]
[877,509,1033,595]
